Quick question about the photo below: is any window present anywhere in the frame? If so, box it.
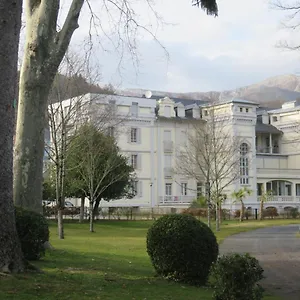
[204,110,208,116]
[245,108,249,113]
[131,128,137,143]
[197,182,203,198]
[272,116,278,122]
[266,180,292,196]
[107,126,114,137]
[240,143,249,185]
[181,183,188,196]
[131,102,138,117]
[239,107,243,112]
[131,154,138,169]
[257,183,263,196]
[165,183,172,196]
[165,105,171,117]
[132,181,138,196]
[296,184,300,196]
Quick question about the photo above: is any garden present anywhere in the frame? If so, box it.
[1,216,298,300]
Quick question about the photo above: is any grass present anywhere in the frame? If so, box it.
[1,218,297,300]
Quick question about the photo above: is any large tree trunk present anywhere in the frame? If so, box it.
[13,0,84,212]
[0,0,24,273]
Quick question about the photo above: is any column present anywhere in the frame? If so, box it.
[269,133,272,154]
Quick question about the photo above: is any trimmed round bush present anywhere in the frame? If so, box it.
[210,253,264,300]
[146,214,219,285]
[15,207,50,260]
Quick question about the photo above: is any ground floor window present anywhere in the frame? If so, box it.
[181,183,188,196]
[165,183,172,196]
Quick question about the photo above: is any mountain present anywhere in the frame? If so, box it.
[118,74,300,108]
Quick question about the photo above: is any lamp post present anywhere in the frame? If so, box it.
[150,182,153,219]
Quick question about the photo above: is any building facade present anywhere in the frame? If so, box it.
[48,93,300,213]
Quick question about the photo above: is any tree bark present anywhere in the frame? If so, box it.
[79,195,85,223]
[13,0,84,212]
[215,203,220,231]
[57,208,64,239]
[0,0,24,273]
[240,201,244,222]
[259,200,264,221]
[89,202,94,232]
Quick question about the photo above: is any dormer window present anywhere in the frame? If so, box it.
[165,105,171,117]
[131,102,138,117]
[239,107,243,112]
[245,108,249,113]
[272,116,278,122]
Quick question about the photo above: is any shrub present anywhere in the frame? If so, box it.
[263,207,278,219]
[146,214,219,285]
[210,253,264,300]
[15,207,50,260]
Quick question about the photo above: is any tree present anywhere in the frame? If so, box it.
[13,0,219,213]
[0,0,24,273]
[46,52,117,238]
[231,187,252,222]
[259,188,273,221]
[66,123,134,232]
[177,106,241,231]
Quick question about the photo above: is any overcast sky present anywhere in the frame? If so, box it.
[64,0,300,92]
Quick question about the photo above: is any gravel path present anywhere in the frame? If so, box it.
[220,225,300,300]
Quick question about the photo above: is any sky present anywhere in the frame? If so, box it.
[61,0,300,92]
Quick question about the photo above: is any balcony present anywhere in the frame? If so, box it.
[163,140,173,152]
[258,196,300,203]
[164,167,174,178]
[159,196,194,205]
[256,147,280,154]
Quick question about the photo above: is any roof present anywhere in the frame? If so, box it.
[255,122,282,134]
[200,97,259,107]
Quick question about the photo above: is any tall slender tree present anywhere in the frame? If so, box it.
[0,0,24,273]
[13,0,219,213]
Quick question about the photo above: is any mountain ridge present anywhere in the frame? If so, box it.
[117,74,300,108]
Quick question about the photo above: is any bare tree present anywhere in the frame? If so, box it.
[0,0,24,273]
[47,52,126,238]
[13,0,219,213]
[271,0,300,50]
[177,107,241,231]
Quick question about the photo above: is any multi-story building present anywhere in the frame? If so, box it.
[47,92,300,213]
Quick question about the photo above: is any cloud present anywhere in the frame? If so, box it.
[65,0,300,92]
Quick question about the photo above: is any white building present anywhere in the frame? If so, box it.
[48,93,300,213]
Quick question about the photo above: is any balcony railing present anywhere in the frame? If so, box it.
[159,196,194,205]
[163,140,173,152]
[256,147,280,154]
[164,167,174,178]
[258,196,295,202]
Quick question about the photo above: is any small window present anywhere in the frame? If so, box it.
[239,107,243,112]
[296,184,300,196]
[131,102,138,117]
[131,154,138,169]
[131,128,137,143]
[245,108,249,113]
[197,182,203,198]
[132,181,138,196]
[181,183,188,196]
[204,110,208,116]
[257,183,263,196]
[272,116,278,122]
[165,183,172,196]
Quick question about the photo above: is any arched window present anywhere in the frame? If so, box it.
[240,143,249,185]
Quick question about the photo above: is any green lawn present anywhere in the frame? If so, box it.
[1,218,297,300]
